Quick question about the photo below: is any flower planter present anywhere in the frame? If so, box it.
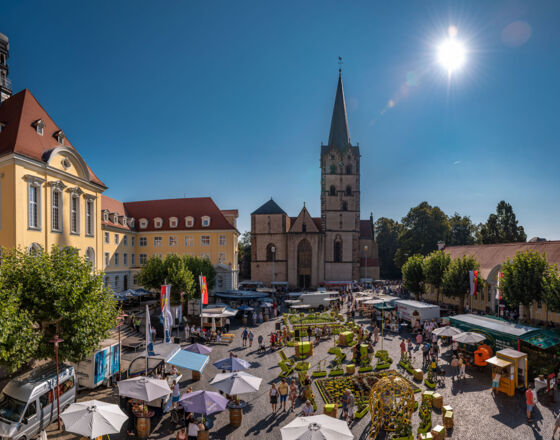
[323,403,338,418]
[443,411,454,429]
[413,369,423,382]
[312,371,327,378]
[329,369,344,377]
[346,364,355,375]
[431,425,445,440]
[424,380,436,389]
[432,393,443,409]
[355,406,369,419]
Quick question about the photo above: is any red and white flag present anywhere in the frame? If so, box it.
[469,270,479,297]
[160,284,173,343]
[200,275,208,305]
[496,272,503,300]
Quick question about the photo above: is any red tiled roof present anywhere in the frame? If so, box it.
[221,209,239,216]
[312,217,322,231]
[101,195,132,231]
[360,220,374,239]
[123,197,236,231]
[445,241,560,279]
[0,89,105,187]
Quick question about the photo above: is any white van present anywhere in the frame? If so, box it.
[0,364,76,440]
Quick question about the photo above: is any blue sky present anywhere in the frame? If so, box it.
[3,1,559,239]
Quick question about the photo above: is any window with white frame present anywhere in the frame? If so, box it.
[85,198,94,236]
[123,235,128,246]
[114,234,119,244]
[131,236,136,247]
[184,236,193,247]
[133,275,138,285]
[139,254,147,264]
[154,218,163,228]
[139,237,147,247]
[70,193,80,234]
[114,253,119,266]
[103,211,109,222]
[201,236,210,246]
[122,216,127,226]
[218,252,225,264]
[185,216,194,227]
[26,177,43,230]
[104,252,110,267]
[112,213,118,223]
[33,119,45,136]
[201,216,210,227]
[170,217,178,228]
[169,236,177,246]
[139,218,148,229]
[200,253,210,260]
[154,236,162,247]
[114,276,120,290]
[104,232,109,243]
[219,235,226,246]
[123,253,128,266]
[51,188,62,232]
[131,253,136,266]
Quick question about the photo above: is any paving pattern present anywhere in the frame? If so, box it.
[47,306,560,440]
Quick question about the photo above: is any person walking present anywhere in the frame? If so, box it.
[278,378,289,411]
[302,400,314,416]
[450,355,459,380]
[526,384,535,422]
[400,339,406,357]
[347,390,355,424]
[252,311,257,326]
[307,325,312,342]
[458,355,466,379]
[225,317,230,333]
[373,325,379,344]
[171,380,180,409]
[341,389,350,420]
[269,383,279,412]
[258,334,264,352]
[491,371,501,395]
[407,338,413,356]
[176,427,187,440]
[248,331,254,348]
[289,379,298,411]
[241,328,248,347]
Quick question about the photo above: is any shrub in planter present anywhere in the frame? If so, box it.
[295,361,310,371]
[312,371,327,378]
[329,369,344,377]
[375,350,388,358]
[358,366,374,373]
[355,406,369,419]
[375,363,391,370]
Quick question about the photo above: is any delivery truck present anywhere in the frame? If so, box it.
[71,338,120,389]
[395,300,440,324]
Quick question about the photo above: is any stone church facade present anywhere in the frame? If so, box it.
[250,72,380,289]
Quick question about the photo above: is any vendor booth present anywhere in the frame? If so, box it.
[486,349,527,397]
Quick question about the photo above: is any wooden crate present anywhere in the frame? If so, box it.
[323,403,338,418]
[414,368,424,381]
[432,393,443,409]
[443,411,454,429]
[431,425,445,440]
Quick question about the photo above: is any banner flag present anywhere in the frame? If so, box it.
[496,272,503,300]
[469,270,479,297]
[200,275,209,305]
[161,284,173,343]
[145,304,155,356]
[473,270,478,298]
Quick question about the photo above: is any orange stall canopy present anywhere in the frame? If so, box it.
[474,344,493,366]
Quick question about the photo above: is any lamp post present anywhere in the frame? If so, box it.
[364,245,369,289]
[117,311,128,380]
[271,246,276,286]
[50,335,64,430]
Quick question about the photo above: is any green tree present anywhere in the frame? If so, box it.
[137,254,195,305]
[402,254,425,300]
[375,217,403,279]
[542,266,560,313]
[441,255,481,313]
[0,246,119,370]
[480,201,527,244]
[422,250,451,304]
[500,251,549,321]
[447,213,476,246]
[394,202,450,268]
[183,255,216,299]
[238,231,251,280]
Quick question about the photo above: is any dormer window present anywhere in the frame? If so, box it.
[102,210,109,222]
[122,216,127,226]
[154,217,163,228]
[185,216,194,228]
[139,218,148,229]
[129,218,135,228]
[54,130,65,145]
[201,216,211,227]
[32,119,45,136]
[112,213,119,223]
[170,217,178,228]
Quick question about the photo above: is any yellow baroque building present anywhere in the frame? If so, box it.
[0,89,239,291]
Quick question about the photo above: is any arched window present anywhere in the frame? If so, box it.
[266,243,276,261]
[345,185,352,196]
[28,243,42,256]
[346,164,352,175]
[86,247,95,268]
[329,185,336,196]
[334,236,342,262]
[341,201,348,211]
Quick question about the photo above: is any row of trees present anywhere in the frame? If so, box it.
[401,249,560,320]
[376,200,527,279]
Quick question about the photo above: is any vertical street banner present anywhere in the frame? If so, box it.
[469,270,479,297]
[145,304,155,356]
[200,275,208,305]
[161,284,173,343]
[496,271,503,300]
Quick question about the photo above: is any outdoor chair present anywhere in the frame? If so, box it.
[279,360,294,378]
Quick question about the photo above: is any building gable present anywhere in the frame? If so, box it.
[289,206,320,233]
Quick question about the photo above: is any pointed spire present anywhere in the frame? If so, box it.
[328,71,351,151]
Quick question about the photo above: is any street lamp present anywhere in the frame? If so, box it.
[49,334,64,430]
[116,311,128,380]
[271,245,276,286]
[364,245,369,289]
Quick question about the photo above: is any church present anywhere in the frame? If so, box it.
[250,71,380,289]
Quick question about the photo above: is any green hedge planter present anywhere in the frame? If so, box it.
[328,347,341,355]
[329,369,344,377]
[424,380,436,389]
[355,406,369,419]
[375,363,391,370]
[417,421,432,435]
[312,371,327,378]
[358,366,374,373]
[296,362,310,371]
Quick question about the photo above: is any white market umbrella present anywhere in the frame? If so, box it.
[432,326,462,337]
[452,331,486,345]
[292,304,312,309]
[117,376,171,401]
[61,400,128,439]
[210,371,262,395]
[281,415,354,440]
[285,300,302,305]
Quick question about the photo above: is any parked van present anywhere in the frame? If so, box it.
[0,363,76,440]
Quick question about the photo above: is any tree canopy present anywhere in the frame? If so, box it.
[183,255,216,297]
[447,213,476,246]
[480,201,527,244]
[0,246,119,371]
[423,250,451,303]
[375,217,402,279]
[441,255,481,313]
[238,231,251,280]
[401,254,425,300]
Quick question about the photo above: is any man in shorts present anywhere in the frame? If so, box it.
[278,378,289,411]
[346,390,355,424]
[526,383,535,422]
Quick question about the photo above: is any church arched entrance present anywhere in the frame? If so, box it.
[297,239,312,289]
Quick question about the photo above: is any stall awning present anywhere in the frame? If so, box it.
[168,349,209,373]
[485,356,512,368]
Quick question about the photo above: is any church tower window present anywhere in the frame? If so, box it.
[341,201,348,211]
[345,185,352,196]
[346,164,352,175]
[330,164,336,174]
[334,236,342,262]
[329,185,336,196]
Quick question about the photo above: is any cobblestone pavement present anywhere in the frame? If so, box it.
[46,309,560,440]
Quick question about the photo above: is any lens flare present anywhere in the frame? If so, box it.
[437,38,466,73]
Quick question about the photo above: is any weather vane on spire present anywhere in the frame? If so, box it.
[338,56,343,73]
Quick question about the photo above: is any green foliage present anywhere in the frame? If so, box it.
[423,250,450,303]
[394,202,450,268]
[402,255,425,300]
[441,255,480,312]
[183,255,216,297]
[479,201,527,244]
[0,246,119,370]
[238,231,251,280]
[501,251,558,317]
[288,312,337,325]
[375,217,403,279]
[447,213,476,245]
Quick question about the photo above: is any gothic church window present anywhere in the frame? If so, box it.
[345,185,352,196]
[330,164,336,174]
[346,164,352,175]
[329,185,336,196]
[342,201,348,211]
[334,236,342,262]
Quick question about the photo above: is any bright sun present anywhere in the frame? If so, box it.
[437,38,466,74]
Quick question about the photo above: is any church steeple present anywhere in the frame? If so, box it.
[327,71,350,151]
